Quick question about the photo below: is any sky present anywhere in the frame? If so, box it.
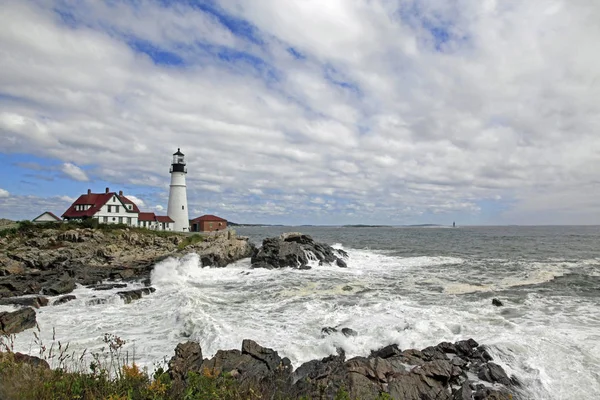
[1,0,599,225]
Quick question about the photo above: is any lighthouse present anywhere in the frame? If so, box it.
[167,148,189,232]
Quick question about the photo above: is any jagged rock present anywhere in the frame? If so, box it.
[53,295,76,305]
[201,340,292,389]
[0,307,36,334]
[0,296,48,309]
[474,386,513,400]
[251,233,347,270]
[370,344,401,359]
[87,297,107,306]
[492,298,504,307]
[117,287,156,304]
[88,283,128,291]
[321,326,338,336]
[168,341,203,382]
[453,381,473,400]
[477,362,511,386]
[242,339,289,371]
[41,278,76,296]
[341,328,357,337]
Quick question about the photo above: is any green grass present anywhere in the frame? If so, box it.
[177,234,207,250]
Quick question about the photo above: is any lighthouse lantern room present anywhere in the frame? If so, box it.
[167,148,189,232]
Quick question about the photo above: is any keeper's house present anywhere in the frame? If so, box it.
[62,188,173,231]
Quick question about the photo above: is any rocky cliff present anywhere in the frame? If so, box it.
[0,225,255,299]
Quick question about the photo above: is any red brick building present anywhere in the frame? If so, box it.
[190,215,227,232]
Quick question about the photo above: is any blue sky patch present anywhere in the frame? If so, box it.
[129,38,185,66]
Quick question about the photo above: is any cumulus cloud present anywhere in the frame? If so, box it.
[0,194,73,220]
[0,0,599,224]
[125,195,145,208]
[0,189,9,198]
[61,163,89,182]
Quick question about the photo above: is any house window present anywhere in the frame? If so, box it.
[107,206,111,213]
[113,197,116,202]
[115,206,119,213]
[112,217,116,221]
[118,217,123,224]
[103,217,108,223]
[219,222,222,226]
[127,217,131,225]
[128,205,132,210]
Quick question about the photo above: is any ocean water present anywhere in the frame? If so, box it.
[3,226,600,399]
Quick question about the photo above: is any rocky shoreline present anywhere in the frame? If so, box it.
[166,337,519,399]
[3,336,520,399]
[0,225,255,300]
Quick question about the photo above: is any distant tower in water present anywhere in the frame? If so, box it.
[167,148,189,232]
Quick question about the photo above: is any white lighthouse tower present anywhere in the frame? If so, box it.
[167,148,189,232]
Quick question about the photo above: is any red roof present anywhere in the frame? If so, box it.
[191,214,227,223]
[156,216,174,223]
[138,212,156,221]
[62,191,140,219]
[120,196,141,213]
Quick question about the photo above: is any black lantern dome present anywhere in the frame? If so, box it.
[170,148,187,173]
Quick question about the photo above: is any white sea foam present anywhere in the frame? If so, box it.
[6,248,600,399]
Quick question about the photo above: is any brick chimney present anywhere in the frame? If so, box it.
[119,190,123,196]
[105,187,110,193]
[87,189,91,195]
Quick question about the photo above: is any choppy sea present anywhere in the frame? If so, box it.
[2,226,600,399]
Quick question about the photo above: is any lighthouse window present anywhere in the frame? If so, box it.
[182,205,185,210]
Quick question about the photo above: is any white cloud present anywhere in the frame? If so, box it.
[125,195,145,208]
[0,0,599,224]
[154,205,164,212]
[0,189,9,198]
[61,163,89,182]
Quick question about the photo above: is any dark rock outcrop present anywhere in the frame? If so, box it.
[88,283,128,291]
[492,298,504,307]
[53,295,77,306]
[41,278,76,296]
[166,338,519,400]
[0,307,36,334]
[168,341,204,383]
[0,296,48,309]
[13,352,50,369]
[117,287,156,304]
[251,233,348,270]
